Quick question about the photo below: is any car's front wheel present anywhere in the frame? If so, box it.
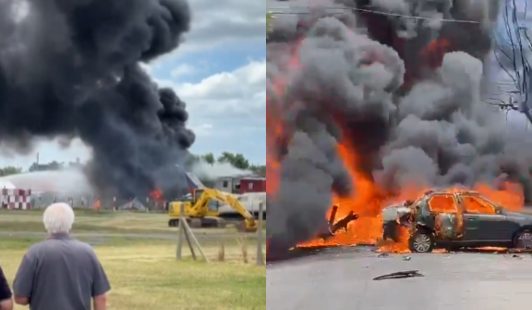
[409,231,434,253]
[513,229,532,249]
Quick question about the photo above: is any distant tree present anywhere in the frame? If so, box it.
[0,166,22,177]
[217,152,250,170]
[49,161,62,170]
[29,163,38,172]
[29,160,63,172]
[202,153,215,165]
[217,152,233,164]
[250,165,266,177]
[187,152,264,177]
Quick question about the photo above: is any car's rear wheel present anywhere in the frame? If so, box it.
[513,229,532,249]
[409,231,434,253]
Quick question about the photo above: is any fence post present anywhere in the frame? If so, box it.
[256,202,264,265]
[176,203,185,260]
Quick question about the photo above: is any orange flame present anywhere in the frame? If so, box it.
[297,138,386,248]
[422,37,452,68]
[296,133,525,252]
[474,182,524,211]
[92,199,101,212]
[377,225,410,253]
[149,188,164,202]
[267,40,302,198]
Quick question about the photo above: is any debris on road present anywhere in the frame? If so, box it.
[316,206,359,241]
[377,253,389,258]
[402,256,411,261]
[373,270,424,281]
[331,211,359,233]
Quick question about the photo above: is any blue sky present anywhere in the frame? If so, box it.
[0,0,266,170]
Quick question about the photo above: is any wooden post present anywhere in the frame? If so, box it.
[176,203,208,262]
[176,203,185,260]
[182,219,209,262]
[256,202,265,265]
[184,225,197,261]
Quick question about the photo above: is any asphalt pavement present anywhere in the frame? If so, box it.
[267,247,532,310]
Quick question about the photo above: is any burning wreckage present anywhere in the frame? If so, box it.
[266,0,532,259]
[382,190,532,253]
[317,205,359,240]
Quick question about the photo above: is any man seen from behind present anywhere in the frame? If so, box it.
[13,203,111,310]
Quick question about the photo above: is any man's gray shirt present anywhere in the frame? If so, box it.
[13,233,111,310]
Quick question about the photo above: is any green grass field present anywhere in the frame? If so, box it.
[0,209,266,310]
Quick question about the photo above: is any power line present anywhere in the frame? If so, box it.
[268,6,481,24]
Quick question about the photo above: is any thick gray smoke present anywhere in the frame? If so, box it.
[369,0,453,39]
[267,0,532,252]
[0,0,194,198]
[374,51,529,191]
[267,6,405,249]
[367,0,499,39]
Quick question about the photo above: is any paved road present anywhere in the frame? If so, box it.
[267,247,532,310]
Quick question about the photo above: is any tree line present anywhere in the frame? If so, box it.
[187,152,266,177]
[0,152,266,178]
[0,166,22,177]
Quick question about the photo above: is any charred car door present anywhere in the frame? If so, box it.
[461,195,515,242]
[426,194,463,240]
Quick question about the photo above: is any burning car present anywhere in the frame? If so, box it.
[382,190,532,253]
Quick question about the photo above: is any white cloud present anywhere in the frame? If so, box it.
[191,123,214,137]
[146,2,266,163]
[171,63,196,78]
[187,0,264,44]
[178,60,264,99]
[154,0,265,60]
[157,59,266,122]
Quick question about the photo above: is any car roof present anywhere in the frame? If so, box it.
[423,189,481,196]
[422,189,503,206]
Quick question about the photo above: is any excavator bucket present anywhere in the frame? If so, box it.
[234,219,258,233]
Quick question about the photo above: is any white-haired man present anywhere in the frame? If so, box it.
[13,203,111,310]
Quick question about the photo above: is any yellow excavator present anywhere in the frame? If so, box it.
[167,187,258,232]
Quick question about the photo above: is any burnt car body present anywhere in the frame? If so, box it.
[382,190,532,253]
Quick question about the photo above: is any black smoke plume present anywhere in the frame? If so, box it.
[0,0,194,198]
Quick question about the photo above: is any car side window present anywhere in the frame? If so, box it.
[462,196,495,214]
[428,194,457,213]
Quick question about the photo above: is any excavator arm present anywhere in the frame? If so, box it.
[202,188,258,232]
